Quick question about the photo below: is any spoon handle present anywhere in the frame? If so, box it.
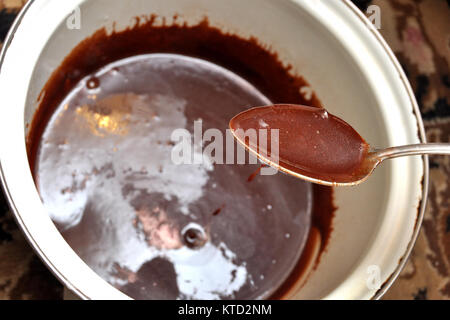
[373,143,450,161]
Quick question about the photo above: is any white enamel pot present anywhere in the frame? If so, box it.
[0,0,427,299]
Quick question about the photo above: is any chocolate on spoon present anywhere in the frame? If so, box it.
[229,104,450,186]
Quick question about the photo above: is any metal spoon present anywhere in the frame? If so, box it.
[358,143,450,181]
[229,104,450,187]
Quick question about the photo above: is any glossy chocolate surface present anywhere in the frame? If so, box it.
[27,18,335,299]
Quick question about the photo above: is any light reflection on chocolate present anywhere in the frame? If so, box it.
[135,206,183,250]
[74,94,133,137]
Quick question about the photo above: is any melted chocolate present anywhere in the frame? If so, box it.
[27,17,335,300]
[230,105,370,184]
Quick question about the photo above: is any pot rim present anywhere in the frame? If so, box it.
[341,0,428,299]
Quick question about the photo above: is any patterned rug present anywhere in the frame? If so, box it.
[0,0,448,300]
